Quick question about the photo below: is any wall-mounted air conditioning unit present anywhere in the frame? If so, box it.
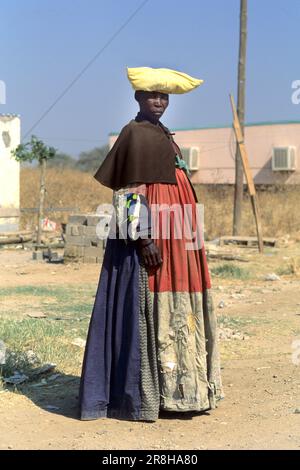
[180,147,200,171]
[272,146,297,171]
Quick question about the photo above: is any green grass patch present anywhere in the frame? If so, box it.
[43,303,93,317]
[218,314,270,331]
[0,284,95,383]
[211,263,250,279]
[0,286,69,297]
[0,317,89,378]
[0,285,95,299]
[218,315,250,329]
[276,265,294,276]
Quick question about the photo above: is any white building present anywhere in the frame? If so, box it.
[0,114,21,232]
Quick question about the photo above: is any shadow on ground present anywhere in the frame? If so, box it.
[3,373,80,420]
[3,375,213,423]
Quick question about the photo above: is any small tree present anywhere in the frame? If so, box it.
[12,136,57,246]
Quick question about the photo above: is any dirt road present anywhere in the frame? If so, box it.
[0,245,300,450]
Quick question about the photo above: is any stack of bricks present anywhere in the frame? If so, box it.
[64,214,105,263]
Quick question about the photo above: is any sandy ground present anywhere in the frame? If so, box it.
[0,245,300,450]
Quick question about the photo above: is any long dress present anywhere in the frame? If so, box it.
[79,141,223,422]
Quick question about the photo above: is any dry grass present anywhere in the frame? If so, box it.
[21,167,300,239]
[195,184,300,239]
[20,167,112,229]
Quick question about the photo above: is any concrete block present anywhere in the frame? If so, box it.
[83,237,92,247]
[69,225,87,236]
[84,246,103,257]
[78,225,87,235]
[69,214,87,225]
[65,235,86,246]
[83,237,102,247]
[65,234,74,244]
[32,251,43,261]
[71,225,79,236]
[87,215,101,226]
[66,224,72,236]
[66,224,87,236]
[64,246,84,258]
[85,226,97,236]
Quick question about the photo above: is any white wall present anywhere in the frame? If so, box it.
[0,115,21,232]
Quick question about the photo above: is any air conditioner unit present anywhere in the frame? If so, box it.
[180,147,200,171]
[272,146,297,171]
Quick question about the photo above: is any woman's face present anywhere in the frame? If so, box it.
[136,91,169,124]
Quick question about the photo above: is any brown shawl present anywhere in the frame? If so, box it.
[94,116,177,190]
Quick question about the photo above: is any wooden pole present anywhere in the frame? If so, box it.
[233,0,248,235]
[36,158,47,246]
[230,94,264,253]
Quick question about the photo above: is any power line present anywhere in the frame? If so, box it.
[23,0,150,140]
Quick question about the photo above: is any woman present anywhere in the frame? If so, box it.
[79,67,223,422]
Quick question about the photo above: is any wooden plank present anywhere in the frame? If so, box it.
[230,94,264,253]
[0,235,32,245]
[219,235,276,247]
[220,236,276,243]
[230,95,256,195]
[207,253,249,262]
[250,194,264,248]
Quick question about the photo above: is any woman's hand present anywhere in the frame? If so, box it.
[137,239,163,268]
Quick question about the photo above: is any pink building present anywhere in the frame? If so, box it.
[109,121,300,185]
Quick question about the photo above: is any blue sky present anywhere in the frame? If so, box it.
[1,0,299,156]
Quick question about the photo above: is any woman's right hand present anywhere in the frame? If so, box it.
[138,239,163,268]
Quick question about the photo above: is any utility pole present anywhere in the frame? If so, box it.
[233,0,248,235]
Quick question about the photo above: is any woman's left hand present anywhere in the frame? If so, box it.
[137,239,163,268]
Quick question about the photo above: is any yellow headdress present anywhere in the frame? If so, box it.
[127,67,203,94]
